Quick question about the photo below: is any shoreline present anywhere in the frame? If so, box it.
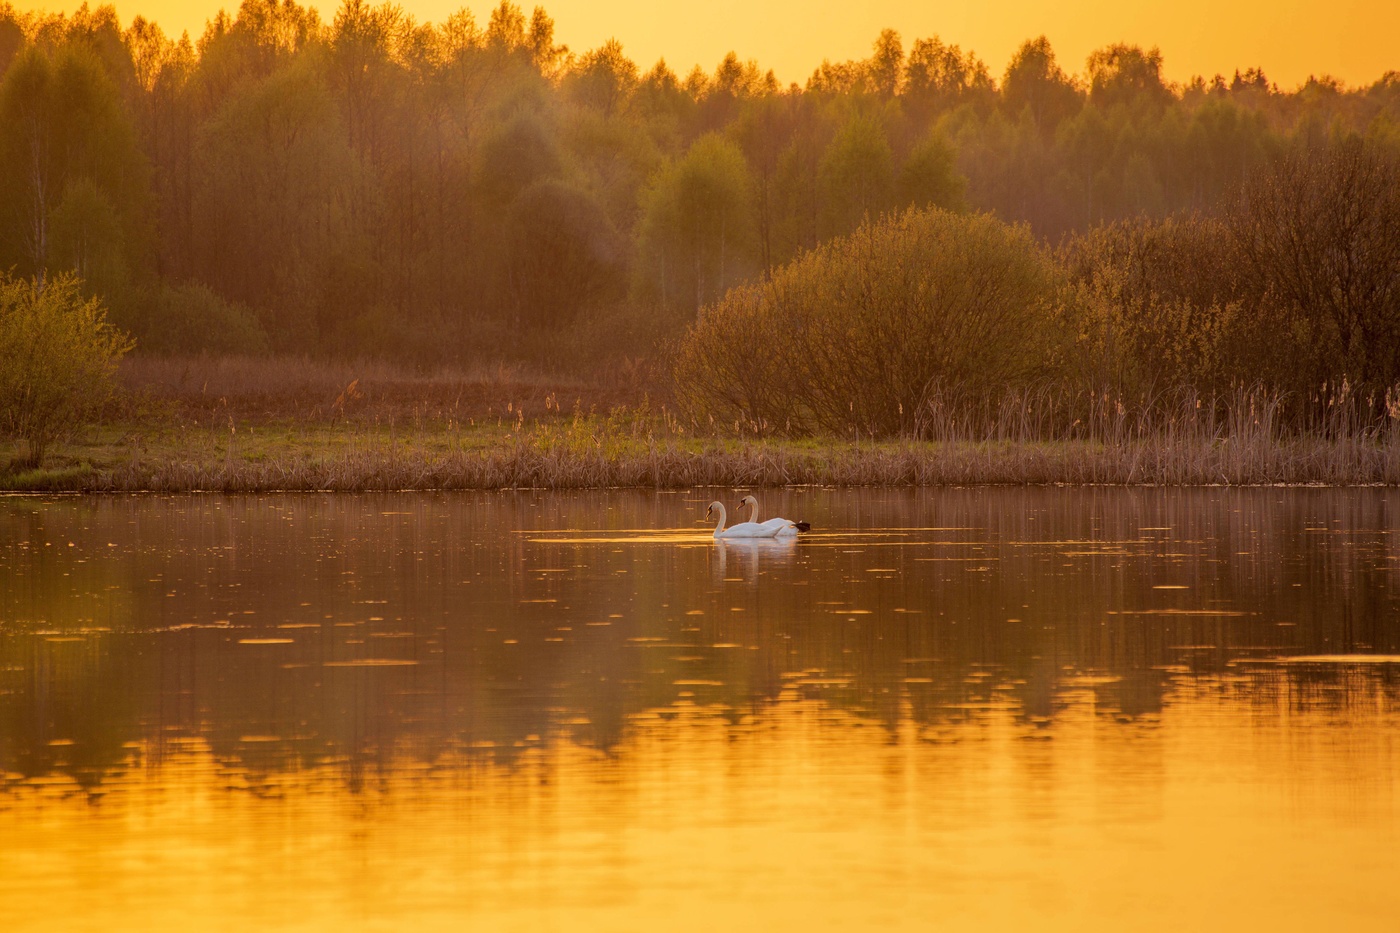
[7,425,1400,493]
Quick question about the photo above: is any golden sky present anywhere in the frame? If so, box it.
[16,0,1399,89]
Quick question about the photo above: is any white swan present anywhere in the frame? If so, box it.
[737,495,811,536]
[705,501,785,538]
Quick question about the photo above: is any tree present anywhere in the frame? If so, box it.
[898,131,967,212]
[903,36,993,119]
[474,109,565,208]
[1002,36,1082,135]
[673,208,1064,437]
[503,179,625,329]
[0,273,132,468]
[48,177,128,296]
[868,29,904,98]
[1086,44,1173,111]
[1229,138,1400,387]
[635,134,755,313]
[818,112,894,238]
[568,39,638,117]
[193,57,354,346]
[525,6,567,76]
[0,42,153,298]
[485,1,526,54]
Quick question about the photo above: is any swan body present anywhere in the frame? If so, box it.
[737,495,811,536]
[705,501,785,538]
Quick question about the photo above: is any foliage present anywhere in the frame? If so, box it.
[192,55,351,347]
[503,178,625,329]
[635,133,755,313]
[673,208,1065,437]
[818,112,895,238]
[1061,138,1400,403]
[0,40,152,305]
[1059,215,1240,391]
[0,1,1394,381]
[1228,138,1400,389]
[120,281,269,354]
[0,272,132,466]
[898,130,967,212]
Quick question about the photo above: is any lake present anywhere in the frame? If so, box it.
[2,488,1398,931]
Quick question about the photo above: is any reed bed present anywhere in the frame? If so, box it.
[113,353,644,423]
[12,382,1400,492]
[23,432,1400,492]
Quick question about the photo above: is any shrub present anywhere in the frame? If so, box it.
[122,282,269,355]
[673,207,1066,437]
[1228,137,1400,390]
[1059,139,1400,401]
[1058,216,1241,391]
[0,273,133,466]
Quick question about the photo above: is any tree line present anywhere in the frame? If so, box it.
[0,0,1397,367]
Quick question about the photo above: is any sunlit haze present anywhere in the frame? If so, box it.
[15,0,1399,88]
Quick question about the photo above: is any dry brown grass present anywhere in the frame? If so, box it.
[12,365,1400,491]
[114,354,655,424]
[33,431,1400,492]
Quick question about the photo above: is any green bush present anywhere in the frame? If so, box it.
[122,282,269,355]
[673,207,1066,437]
[0,273,133,466]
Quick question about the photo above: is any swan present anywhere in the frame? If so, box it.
[737,495,811,536]
[705,501,784,538]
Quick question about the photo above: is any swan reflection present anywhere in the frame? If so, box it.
[713,534,798,578]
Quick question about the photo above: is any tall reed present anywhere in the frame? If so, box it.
[25,382,1400,492]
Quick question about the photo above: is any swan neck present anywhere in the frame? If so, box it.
[712,504,726,535]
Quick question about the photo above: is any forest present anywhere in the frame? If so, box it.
[1,0,1397,376]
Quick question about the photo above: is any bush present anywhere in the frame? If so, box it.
[1058,216,1241,391]
[122,282,269,355]
[673,207,1066,437]
[0,273,133,466]
[1228,137,1400,389]
[1059,139,1400,400]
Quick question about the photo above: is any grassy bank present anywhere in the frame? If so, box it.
[6,355,1400,491]
[7,418,1400,491]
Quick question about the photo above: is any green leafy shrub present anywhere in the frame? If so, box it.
[0,273,133,466]
[122,282,269,355]
[673,207,1066,437]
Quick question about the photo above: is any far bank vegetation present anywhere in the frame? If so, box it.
[675,138,1400,454]
[2,2,1400,484]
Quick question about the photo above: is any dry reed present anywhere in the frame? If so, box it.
[44,433,1400,492]
[113,353,646,423]
[15,378,1400,492]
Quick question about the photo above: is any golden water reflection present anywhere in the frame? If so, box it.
[2,488,1400,929]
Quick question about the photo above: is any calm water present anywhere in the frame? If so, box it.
[2,488,1399,931]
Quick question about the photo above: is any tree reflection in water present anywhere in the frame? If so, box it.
[1,489,1399,928]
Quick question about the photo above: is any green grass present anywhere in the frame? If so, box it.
[0,462,96,491]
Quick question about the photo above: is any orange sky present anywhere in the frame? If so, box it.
[16,0,1399,89]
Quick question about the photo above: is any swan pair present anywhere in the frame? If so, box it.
[705,495,811,538]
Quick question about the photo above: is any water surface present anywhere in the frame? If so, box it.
[2,488,1399,930]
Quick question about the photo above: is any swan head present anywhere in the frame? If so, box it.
[705,500,724,520]
[737,494,757,509]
